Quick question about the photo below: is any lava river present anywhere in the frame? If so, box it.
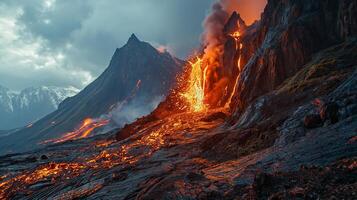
[0,108,229,199]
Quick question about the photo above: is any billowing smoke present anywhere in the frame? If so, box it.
[200,0,239,106]
[201,2,229,66]
[94,80,165,135]
[201,0,266,64]
[110,95,164,127]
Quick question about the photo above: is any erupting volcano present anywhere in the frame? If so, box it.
[1,0,356,199]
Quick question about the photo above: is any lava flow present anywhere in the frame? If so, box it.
[41,118,109,144]
[225,31,243,108]
[180,57,208,112]
[0,109,225,199]
[180,29,243,112]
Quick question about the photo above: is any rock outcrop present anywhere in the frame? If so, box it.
[231,0,357,115]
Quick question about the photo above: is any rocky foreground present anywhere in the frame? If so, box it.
[0,72,355,199]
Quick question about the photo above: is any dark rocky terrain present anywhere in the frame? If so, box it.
[0,0,356,199]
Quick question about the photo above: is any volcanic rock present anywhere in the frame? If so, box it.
[231,0,357,114]
[320,102,339,124]
[201,112,227,122]
[338,0,357,39]
[304,114,323,129]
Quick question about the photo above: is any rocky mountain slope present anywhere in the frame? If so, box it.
[232,0,357,113]
[0,0,356,199]
[0,85,78,130]
[0,34,183,155]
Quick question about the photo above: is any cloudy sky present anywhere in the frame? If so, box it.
[0,0,265,91]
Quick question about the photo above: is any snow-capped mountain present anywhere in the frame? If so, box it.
[0,85,79,130]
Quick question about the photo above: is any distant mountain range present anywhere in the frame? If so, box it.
[0,85,79,130]
[0,34,184,154]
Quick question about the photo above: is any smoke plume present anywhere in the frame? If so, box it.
[198,0,266,107]
[201,0,266,64]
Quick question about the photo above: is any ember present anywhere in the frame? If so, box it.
[0,162,86,199]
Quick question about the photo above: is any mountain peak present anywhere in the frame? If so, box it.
[224,11,247,34]
[127,33,140,44]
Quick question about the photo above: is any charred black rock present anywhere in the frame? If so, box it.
[320,102,339,124]
[304,114,323,129]
[201,112,227,122]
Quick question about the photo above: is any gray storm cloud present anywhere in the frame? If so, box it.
[0,0,214,90]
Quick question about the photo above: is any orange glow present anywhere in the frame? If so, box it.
[222,0,267,25]
[224,30,243,108]
[181,28,244,111]
[230,31,241,38]
[41,118,109,144]
[0,162,86,199]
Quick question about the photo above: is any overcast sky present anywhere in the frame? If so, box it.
[0,0,265,91]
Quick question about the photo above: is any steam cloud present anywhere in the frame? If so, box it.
[110,96,164,127]
[201,2,229,66]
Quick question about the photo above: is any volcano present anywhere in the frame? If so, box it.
[0,34,183,155]
[0,0,356,199]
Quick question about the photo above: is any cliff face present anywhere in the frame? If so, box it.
[338,0,357,39]
[230,0,357,114]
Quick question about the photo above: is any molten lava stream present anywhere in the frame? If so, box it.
[180,57,208,112]
[41,118,109,144]
[181,30,243,112]
[225,31,243,108]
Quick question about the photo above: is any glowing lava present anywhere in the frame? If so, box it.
[42,118,109,144]
[180,57,208,112]
[225,31,243,108]
[181,29,243,112]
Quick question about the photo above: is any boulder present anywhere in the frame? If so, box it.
[304,114,323,129]
[320,102,339,124]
